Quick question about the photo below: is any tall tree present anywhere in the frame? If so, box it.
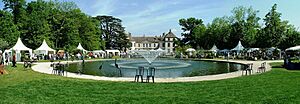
[278,21,300,49]
[192,24,207,49]
[243,7,260,47]
[0,10,19,47]
[256,4,283,48]
[229,6,260,48]
[179,17,204,48]
[205,17,232,49]
[22,0,52,49]
[94,15,129,51]
[2,0,26,24]
[0,38,9,51]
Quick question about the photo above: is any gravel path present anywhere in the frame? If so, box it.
[31,59,283,83]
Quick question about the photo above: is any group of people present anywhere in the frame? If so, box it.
[0,52,17,67]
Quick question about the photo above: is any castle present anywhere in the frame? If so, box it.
[128,29,178,55]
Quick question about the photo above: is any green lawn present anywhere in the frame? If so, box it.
[1,62,300,103]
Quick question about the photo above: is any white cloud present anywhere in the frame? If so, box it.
[91,0,118,16]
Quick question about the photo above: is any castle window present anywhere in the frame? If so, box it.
[168,43,170,47]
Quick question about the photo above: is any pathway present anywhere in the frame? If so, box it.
[31,59,283,83]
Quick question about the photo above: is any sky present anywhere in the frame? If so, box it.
[0,0,299,37]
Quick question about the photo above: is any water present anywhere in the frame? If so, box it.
[133,49,164,64]
[65,59,245,78]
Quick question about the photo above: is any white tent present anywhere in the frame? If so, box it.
[186,48,196,56]
[247,48,260,53]
[186,48,196,52]
[209,44,219,52]
[34,39,56,55]
[9,37,32,61]
[286,45,300,51]
[77,43,88,53]
[105,50,120,57]
[231,41,245,51]
[93,50,106,58]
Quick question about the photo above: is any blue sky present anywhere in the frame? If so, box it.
[1,0,299,37]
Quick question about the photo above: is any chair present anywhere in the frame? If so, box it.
[51,63,57,74]
[53,63,61,75]
[257,62,266,73]
[58,64,66,76]
[146,67,156,83]
[134,66,144,82]
[242,63,253,75]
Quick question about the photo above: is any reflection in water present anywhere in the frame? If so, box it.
[65,59,245,78]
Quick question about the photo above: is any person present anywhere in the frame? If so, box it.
[0,53,3,65]
[5,53,9,65]
[12,53,17,67]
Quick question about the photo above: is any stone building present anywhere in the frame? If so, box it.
[128,29,177,55]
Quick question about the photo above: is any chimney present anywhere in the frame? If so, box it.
[169,29,171,32]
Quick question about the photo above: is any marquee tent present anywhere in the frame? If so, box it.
[286,45,300,51]
[77,43,88,53]
[9,37,32,61]
[93,50,106,58]
[209,44,219,52]
[186,48,196,56]
[34,39,56,55]
[231,41,245,51]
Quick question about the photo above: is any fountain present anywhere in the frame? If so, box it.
[133,49,165,65]
[66,49,244,78]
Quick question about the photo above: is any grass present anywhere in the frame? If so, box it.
[1,62,300,103]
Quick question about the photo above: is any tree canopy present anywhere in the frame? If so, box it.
[0,0,130,52]
[178,4,300,50]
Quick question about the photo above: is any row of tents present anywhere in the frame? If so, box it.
[185,41,245,54]
[2,37,120,61]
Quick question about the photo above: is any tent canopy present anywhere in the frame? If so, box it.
[209,44,219,52]
[93,50,106,53]
[186,48,196,52]
[35,39,56,54]
[77,43,87,52]
[231,41,244,51]
[9,37,32,61]
[10,37,32,51]
[247,48,260,53]
[286,45,300,51]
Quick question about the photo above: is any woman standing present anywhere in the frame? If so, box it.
[12,54,16,67]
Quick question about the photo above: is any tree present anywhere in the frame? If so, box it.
[0,10,19,47]
[256,4,283,48]
[192,24,207,49]
[22,0,52,49]
[2,0,26,24]
[94,15,129,51]
[78,14,102,50]
[229,6,260,48]
[278,21,300,49]
[243,7,260,47]
[0,38,9,51]
[205,17,231,49]
[179,17,204,48]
